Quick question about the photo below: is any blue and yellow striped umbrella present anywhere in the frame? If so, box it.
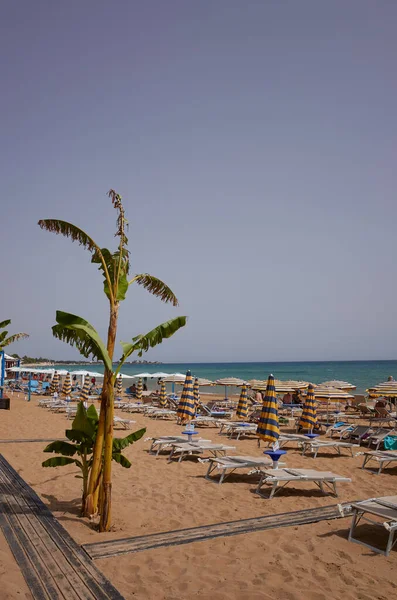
[193,378,200,410]
[159,381,167,407]
[116,376,123,397]
[136,378,143,402]
[257,375,279,444]
[298,384,318,431]
[177,370,196,423]
[50,371,60,395]
[81,377,90,401]
[236,384,249,419]
[62,372,72,397]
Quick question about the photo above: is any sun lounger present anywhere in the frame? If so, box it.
[326,423,353,438]
[121,402,146,413]
[278,433,313,448]
[204,455,281,484]
[340,496,397,556]
[255,468,351,499]
[192,416,222,427]
[148,409,176,420]
[222,423,258,440]
[340,425,372,443]
[358,449,397,474]
[168,442,236,463]
[113,415,136,429]
[148,436,210,456]
[300,439,359,458]
[370,407,397,427]
[364,428,396,451]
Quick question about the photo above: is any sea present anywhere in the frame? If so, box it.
[52,360,397,395]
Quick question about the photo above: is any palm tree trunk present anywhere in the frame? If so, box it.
[99,304,119,531]
[85,304,119,523]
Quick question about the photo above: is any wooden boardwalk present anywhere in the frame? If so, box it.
[84,502,353,560]
[0,454,124,600]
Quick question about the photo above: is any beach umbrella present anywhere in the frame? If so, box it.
[298,384,318,432]
[62,372,72,397]
[136,378,143,402]
[214,377,246,400]
[116,376,123,397]
[320,380,356,391]
[162,373,187,393]
[257,375,280,445]
[193,378,200,409]
[159,381,167,408]
[236,384,249,420]
[80,377,90,401]
[50,371,60,395]
[367,381,397,398]
[177,370,196,423]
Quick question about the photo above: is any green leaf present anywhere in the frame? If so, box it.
[112,453,131,468]
[112,428,146,451]
[43,441,78,456]
[0,319,11,329]
[0,332,29,348]
[52,311,112,370]
[65,429,92,444]
[72,402,96,439]
[42,456,76,468]
[86,404,99,423]
[93,248,130,301]
[120,316,187,360]
[132,274,179,306]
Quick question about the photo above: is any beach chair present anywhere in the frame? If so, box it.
[255,468,351,499]
[192,416,222,427]
[340,425,372,443]
[300,439,359,458]
[326,422,353,438]
[340,496,397,556]
[365,428,396,451]
[278,433,313,448]
[358,449,397,474]
[167,441,236,463]
[222,423,258,440]
[204,455,281,484]
[148,436,210,456]
[357,404,376,418]
[148,409,176,420]
[370,407,397,427]
[113,415,136,430]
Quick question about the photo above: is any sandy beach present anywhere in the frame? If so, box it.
[0,393,396,600]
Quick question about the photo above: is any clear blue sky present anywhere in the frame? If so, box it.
[1,1,396,362]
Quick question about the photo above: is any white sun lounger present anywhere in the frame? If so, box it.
[204,455,281,484]
[278,433,313,448]
[122,403,146,413]
[340,496,397,556]
[148,409,176,420]
[168,442,236,463]
[256,468,351,499]
[192,416,222,427]
[358,449,397,474]
[113,415,136,430]
[300,440,360,458]
[148,436,210,456]
[222,423,258,440]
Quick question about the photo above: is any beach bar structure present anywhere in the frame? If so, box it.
[0,352,20,398]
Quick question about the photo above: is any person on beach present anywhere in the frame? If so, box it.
[143,382,148,392]
[255,391,263,404]
[282,392,292,404]
[388,375,394,381]
[292,390,301,404]
[129,383,137,397]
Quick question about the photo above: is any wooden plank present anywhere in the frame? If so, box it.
[0,469,87,600]
[0,455,124,600]
[84,503,353,559]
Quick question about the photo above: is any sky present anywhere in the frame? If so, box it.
[1,0,396,363]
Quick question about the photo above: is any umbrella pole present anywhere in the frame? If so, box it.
[28,372,31,403]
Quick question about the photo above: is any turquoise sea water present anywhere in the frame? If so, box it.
[52,361,397,394]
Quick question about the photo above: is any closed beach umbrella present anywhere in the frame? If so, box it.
[136,378,143,402]
[193,378,200,409]
[159,381,167,407]
[62,372,72,397]
[177,370,196,423]
[236,384,249,420]
[257,375,280,444]
[116,376,123,397]
[81,377,90,401]
[50,371,60,395]
[298,384,318,432]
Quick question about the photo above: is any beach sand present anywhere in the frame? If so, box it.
[0,393,396,599]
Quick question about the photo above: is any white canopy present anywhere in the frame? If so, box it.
[162,373,187,383]
[70,370,105,377]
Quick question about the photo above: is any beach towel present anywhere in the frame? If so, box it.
[383,435,397,450]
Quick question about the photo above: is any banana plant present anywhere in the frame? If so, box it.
[38,190,187,531]
[0,319,29,351]
[42,402,145,513]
